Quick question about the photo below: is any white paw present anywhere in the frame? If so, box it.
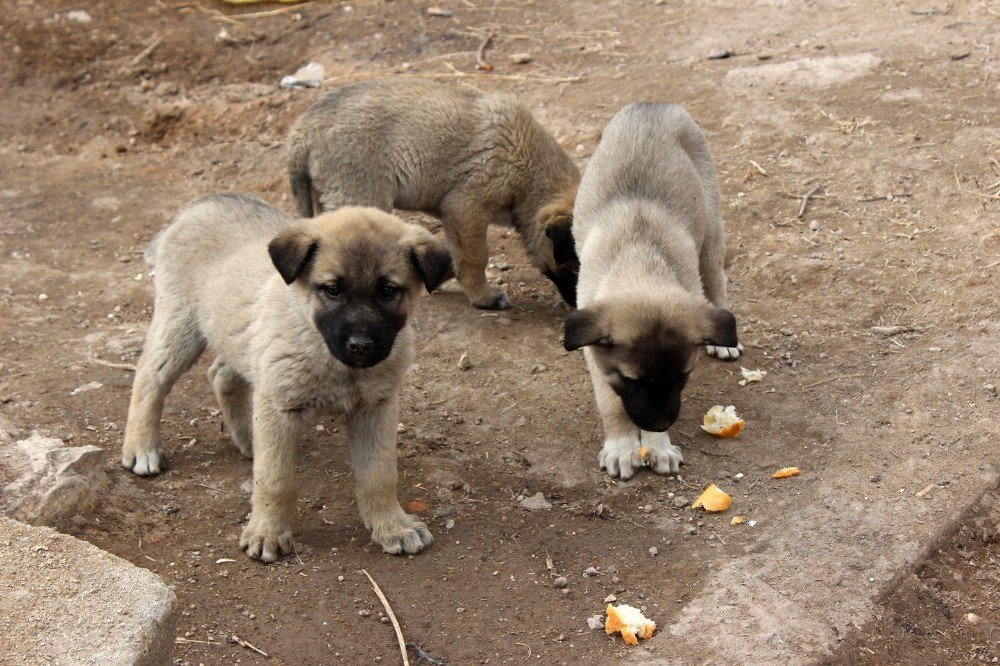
[706,341,744,360]
[598,434,643,480]
[371,514,434,555]
[640,431,683,475]
[122,447,162,476]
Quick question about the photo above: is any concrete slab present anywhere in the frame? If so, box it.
[0,517,178,666]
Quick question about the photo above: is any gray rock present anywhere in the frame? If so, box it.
[553,576,568,589]
[587,615,604,630]
[1,433,109,525]
[0,516,178,664]
[519,492,552,511]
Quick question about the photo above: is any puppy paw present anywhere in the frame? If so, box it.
[371,513,433,555]
[706,341,744,360]
[121,445,163,476]
[598,434,643,480]
[641,431,683,475]
[239,519,294,563]
[472,289,511,310]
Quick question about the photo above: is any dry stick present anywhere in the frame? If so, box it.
[361,569,409,666]
[797,184,825,219]
[230,635,268,658]
[89,356,137,372]
[129,34,163,66]
[802,373,865,389]
[476,29,497,71]
[229,2,314,19]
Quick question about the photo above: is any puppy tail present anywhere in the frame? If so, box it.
[287,139,315,218]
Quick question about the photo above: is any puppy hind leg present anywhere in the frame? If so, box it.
[122,309,205,476]
[348,396,432,555]
[441,203,510,310]
[207,359,253,459]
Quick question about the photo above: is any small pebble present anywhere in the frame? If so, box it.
[809,220,821,232]
[553,576,568,589]
[685,525,698,535]
[509,52,533,64]
[457,352,472,370]
[641,504,653,513]
[707,49,733,59]
[583,566,600,577]
[445,519,455,530]
[337,575,345,582]
[586,615,604,630]
[966,612,980,624]
[673,496,689,509]
[648,547,658,557]
[358,609,370,617]
[38,294,48,301]
[380,617,391,625]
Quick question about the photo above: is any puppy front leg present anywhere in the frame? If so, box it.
[640,431,683,475]
[348,396,432,555]
[587,351,642,480]
[240,396,301,563]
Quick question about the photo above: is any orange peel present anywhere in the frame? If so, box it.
[772,467,801,479]
[692,484,733,512]
[700,405,745,438]
[605,604,655,645]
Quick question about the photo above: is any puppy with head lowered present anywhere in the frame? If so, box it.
[287,77,580,310]
[565,103,743,480]
[121,194,451,561]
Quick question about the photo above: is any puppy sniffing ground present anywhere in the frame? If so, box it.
[565,103,743,480]
[122,194,451,561]
[286,77,581,309]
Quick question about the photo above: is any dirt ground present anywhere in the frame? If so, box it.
[1,0,998,664]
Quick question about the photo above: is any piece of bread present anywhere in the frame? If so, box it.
[772,466,801,479]
[700,404,745,438]
[605,604,655,645]
[692,484,733,512]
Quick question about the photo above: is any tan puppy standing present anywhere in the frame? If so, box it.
[565,103,743,480]
[287,77,581,309]
[122,193,451,561]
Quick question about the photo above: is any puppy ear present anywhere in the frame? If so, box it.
[545,218,577,265]
[409,236,454,293]
[700,306,739,348]
[268,227,317,285]
[564,307,608,351]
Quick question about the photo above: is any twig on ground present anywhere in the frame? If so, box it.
[797,184,825,219]
[89,356,137,372]
[407,642,448,665]
[748,160,768,176]
[802,373,865,389]
[229,2,314,19]
[175,637,219,645]
[515,642,532,659]
[857,193,913,202]
[228,635,268,658]
[871,325,915,336]
[476,29,496,71]
[362,569,409,666]
[129,34,163,66]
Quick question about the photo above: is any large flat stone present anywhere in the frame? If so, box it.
[0,517,177,665]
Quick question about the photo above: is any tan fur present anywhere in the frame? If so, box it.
[122,194,447,561]
[286,78,581,309]
[568,104,742,480]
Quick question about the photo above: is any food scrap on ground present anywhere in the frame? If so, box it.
[739,366,767,386]
[692,484,733,512]
[638,445,650,461]
[772,467,801,479]
[605,604,656,645]
[701,405,745,438]
[731,516,745,525]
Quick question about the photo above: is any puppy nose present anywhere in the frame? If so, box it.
[347,336,373,355]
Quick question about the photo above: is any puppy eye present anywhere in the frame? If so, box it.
[378,284,400,300]
[319,283,343,299]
